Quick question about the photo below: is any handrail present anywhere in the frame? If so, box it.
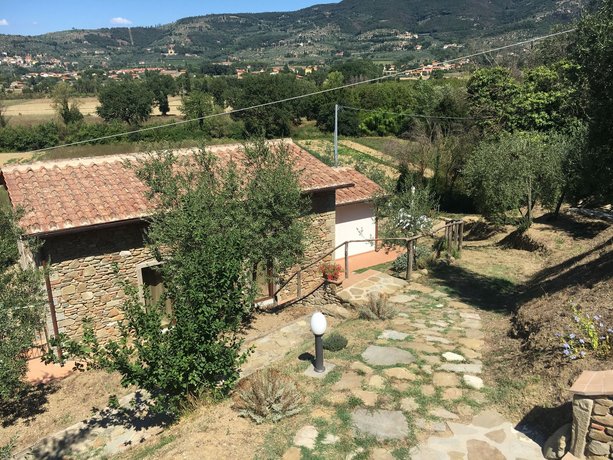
[271,219,464,304]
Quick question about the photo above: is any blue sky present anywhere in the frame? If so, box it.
[0,1,338,36]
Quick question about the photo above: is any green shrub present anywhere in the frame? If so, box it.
[233,369,304,424]
[391,245,432,273]
[391,252,408,273]
[359,293,396,320]
[0,439,15,460]
[323,332,348,351]
[432,236,448,257]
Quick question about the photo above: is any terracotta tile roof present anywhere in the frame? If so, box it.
[334,167,383,206]
[1,140,353,236]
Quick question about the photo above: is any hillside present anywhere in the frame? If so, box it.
[0,0,580,66]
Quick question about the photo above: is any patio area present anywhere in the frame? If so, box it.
[335,247,403,281]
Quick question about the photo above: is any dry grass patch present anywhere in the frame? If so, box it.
[0,370,133,453]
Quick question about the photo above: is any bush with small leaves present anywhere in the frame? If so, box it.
[391,253,408,273]
[391,245,432,273]
[0,439,15,460]
[233,369,304,424]
[359,293,396,320]
[323,332,348,351]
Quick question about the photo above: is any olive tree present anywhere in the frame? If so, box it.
[50,141,306,413]
[464,131,566,227]
[0,209,44,401]
[51,81,83,125]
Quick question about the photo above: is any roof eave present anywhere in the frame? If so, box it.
[26,217,149,238]
[337,197,375,206]
[302,182,354,194]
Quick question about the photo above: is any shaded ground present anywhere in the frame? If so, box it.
[0,371,133,452]
[427,210,612,441]
[0,301,311,457]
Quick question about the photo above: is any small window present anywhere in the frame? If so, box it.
[141,265,173,324]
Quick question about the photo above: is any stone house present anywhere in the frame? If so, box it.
[1,140,380,342]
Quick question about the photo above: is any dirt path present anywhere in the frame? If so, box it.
[339,139,397,163]
[341,139,435,178]
[0,152,34,165]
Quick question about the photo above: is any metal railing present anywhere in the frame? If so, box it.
[272,219,464,306]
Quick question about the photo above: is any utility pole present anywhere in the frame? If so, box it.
[334,103,339,166]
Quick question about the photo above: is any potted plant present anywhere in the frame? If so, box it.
[320,262,342,282]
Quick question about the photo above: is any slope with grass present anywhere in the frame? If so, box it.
[428,209,612,441]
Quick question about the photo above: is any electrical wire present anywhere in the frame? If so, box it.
[27,28,576,154]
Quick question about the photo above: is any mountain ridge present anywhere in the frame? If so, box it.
[0,0,580,66]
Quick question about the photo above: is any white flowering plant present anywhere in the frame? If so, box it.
[375,183,437,241]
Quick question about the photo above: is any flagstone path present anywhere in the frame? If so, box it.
[18,271,544,459]
[285,275,544,459]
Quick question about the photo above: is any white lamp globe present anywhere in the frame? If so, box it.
[310,312,327,336]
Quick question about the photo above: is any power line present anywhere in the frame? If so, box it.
[28,28,576,155]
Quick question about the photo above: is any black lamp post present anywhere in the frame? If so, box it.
[310,311,328,373]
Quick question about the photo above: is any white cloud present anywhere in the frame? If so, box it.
[110,17,132,25]
[0,19,9,26]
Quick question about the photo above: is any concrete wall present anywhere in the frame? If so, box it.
[334,202,376,259]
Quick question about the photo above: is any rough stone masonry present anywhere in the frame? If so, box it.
[569,370,613,459]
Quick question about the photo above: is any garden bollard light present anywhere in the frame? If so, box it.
[310,311,328,373]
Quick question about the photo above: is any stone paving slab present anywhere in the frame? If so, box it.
[351,409,409,440]
[411,411,544,460]
[361,345,416,366]
[336,272,409,306]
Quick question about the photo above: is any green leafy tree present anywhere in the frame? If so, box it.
[228,74,315,137]
[144,71,176,116]
[0,209,43,401]
[573,0,613,201]
[179,91,215,130]
[96,80,154,126]
[51,141,306,413]
[0,100,7,128]
[309,71,360,135]
[467,67,520,132]
[51,81,83,125]
[464,131,566,226]
[515,64,583,132]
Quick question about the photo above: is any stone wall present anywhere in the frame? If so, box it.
[571,395,613,459]
[277,190,336,302]
[43,223,154,340]
[42,190,337,340]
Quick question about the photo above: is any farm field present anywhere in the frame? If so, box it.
[3,96,184,125]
